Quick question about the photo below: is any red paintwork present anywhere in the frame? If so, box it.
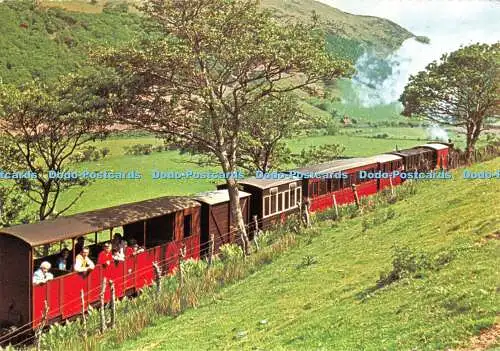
[436,149,449,169]
[308,163,379,213]
[184,235,200,261]
[378,175,402,191]
[32,235,199,328]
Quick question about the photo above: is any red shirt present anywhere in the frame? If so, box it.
[125,247,135,258]
[98,251,113,266]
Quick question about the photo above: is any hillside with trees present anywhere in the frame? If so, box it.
[0,0,414,84]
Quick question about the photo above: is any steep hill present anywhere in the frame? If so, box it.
[106,157,500,350]
[0,0,145,84]
[0,0,413,84]
[261,0,413,59]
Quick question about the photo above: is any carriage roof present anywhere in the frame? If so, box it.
[0,197,200,247]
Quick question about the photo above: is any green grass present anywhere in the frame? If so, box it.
[287,134,421,155]
[50,133,424,214]
[110,158,500,350]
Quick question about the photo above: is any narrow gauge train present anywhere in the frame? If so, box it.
[0,142,450,343]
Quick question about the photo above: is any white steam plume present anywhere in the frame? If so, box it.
[319,0,500,107]
[426,124,449,142]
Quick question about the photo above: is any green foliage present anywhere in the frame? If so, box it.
[293,143,346,166]
[400,43,499,159]
[325,34,364,62]
[376,245,457,288]
[102,2,128,14]
[415,35,430,44]
[0,0,147,84]
[219,244,244,263]
[0,185,35,226]
[297,255,317,268]
[70,145,110,163]
[181,258,208,280]
[0,73,115,220]
[123,144,154,156]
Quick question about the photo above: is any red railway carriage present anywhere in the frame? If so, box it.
[365,154,404,191]
[193,190,251,255]
[218,177,302,232]
[421,143,449,169]
[0,197,200,332]
[288,158,379,213]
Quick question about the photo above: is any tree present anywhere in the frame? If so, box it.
[0,186,35,227]
[0,74,114,221]
[96,0,353,254]
[293,143,346,167]
[400,43,499,162]
[186,94,303,174]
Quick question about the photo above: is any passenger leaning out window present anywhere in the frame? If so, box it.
[33,261,54,285]
[56,248,71,271]
[74,247,95,273]
[98,242,114,267]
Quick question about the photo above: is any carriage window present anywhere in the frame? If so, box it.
[343,175,350,188]
[312,182,318,196]
[264,197,270,216]
[271,193,277,214]
[284,191,290,209]
[290,189,296,207]
[358,171,365,183]
[331,178,339,191]
[319,180,327,195]
[296,187,301,205]
[278,193,283,212]
[183,215,192,237]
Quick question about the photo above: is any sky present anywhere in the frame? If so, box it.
[317,0,500,36]
[316,0,500,107]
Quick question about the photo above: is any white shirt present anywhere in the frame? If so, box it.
[74,254,95,272]
[33,269,54,285]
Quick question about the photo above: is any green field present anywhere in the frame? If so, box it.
[51,133,427,214]
[111,158,500,350]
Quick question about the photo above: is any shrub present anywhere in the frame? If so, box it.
[123,144,154,156]
[218,244,244,262]
[377,246,456,288]
[296,255,317,269]
[181,258,208,280]
[377,246,432,287]
[69,146,107,163]
[102,2,128,14]
[101,147,110,158]
[153,145,164,152]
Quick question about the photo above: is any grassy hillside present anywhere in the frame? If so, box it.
[0,0,413,84]
[109,158,500,350]
[260,0,413,59]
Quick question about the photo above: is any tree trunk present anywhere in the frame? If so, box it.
[465,134,480,164]
[465,120,482,164]
[226,177,250,255]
